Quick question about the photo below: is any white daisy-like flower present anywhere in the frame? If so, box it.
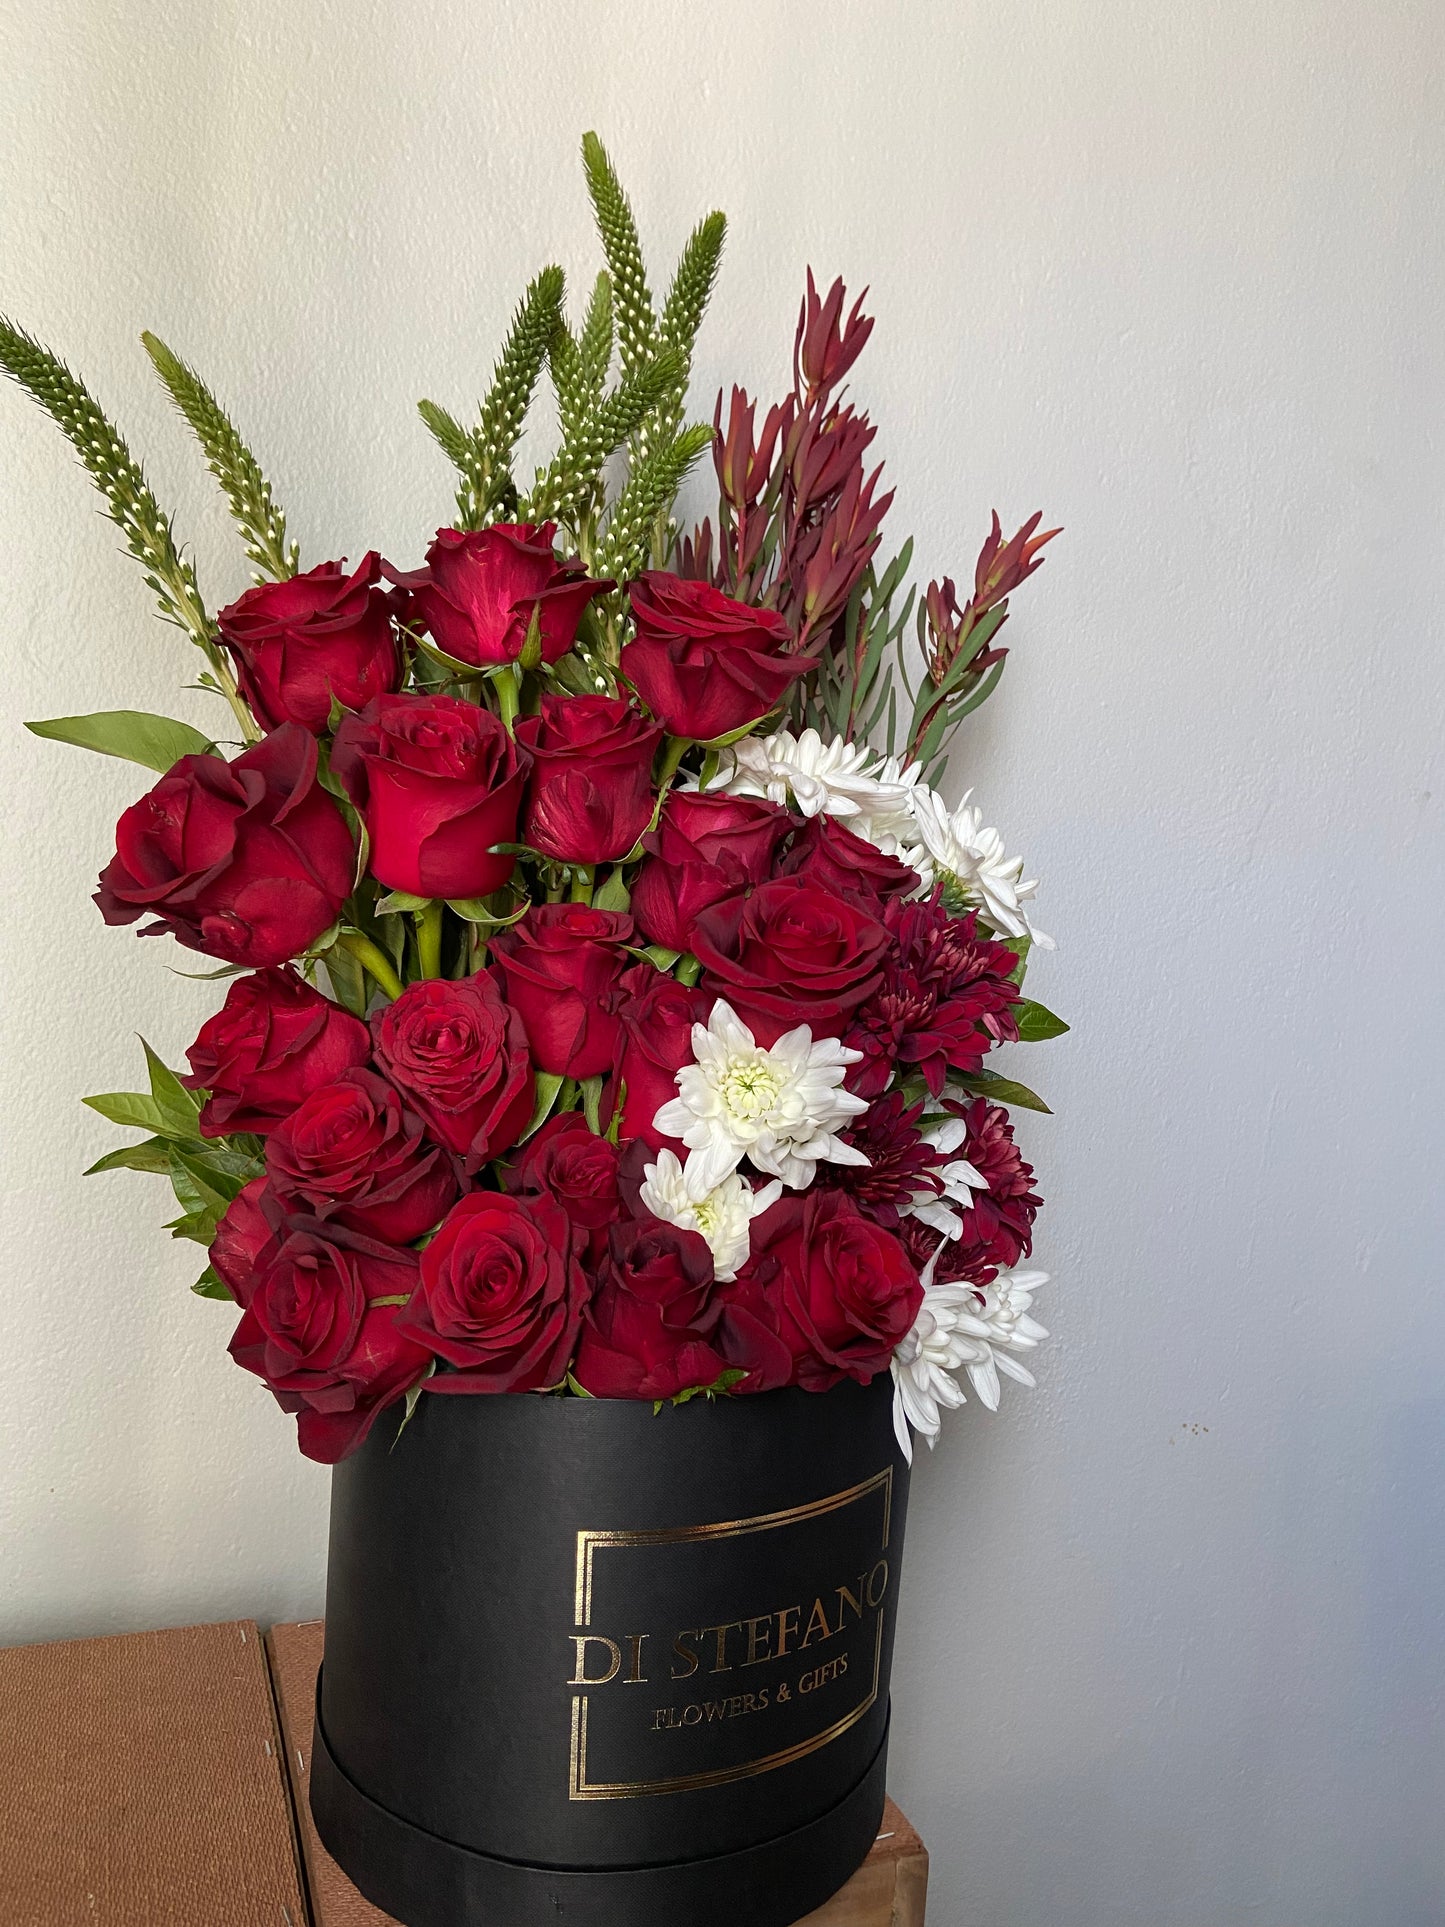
[903,1113,987,1238]
[638,1150,782,1282]
[907,786,1052,948]
[652,1000,871,1193]
[847,754,931,875]
[711,727,909,822]
[891,1265,1050,1460]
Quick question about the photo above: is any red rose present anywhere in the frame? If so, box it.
[691,874,889,1046]
[96,725,355,968]
[397,1192,585,1393]
[501,1113,621,1260]
[489,903,633,1078]
[630,791,790,953]
[229,1223,429,1463]
[738,1190,922,1392]
[331,693,529,900]
[265,1067,458,1244]
[184,967,369,1137]
[572,1219,728,1400]
[386,524,607,669]
[712,1271,796,1395]
[607,964,713,1151]
[371,974,533,1167]
[217,552,402,733]
[621,572,812,741]
[775,813,920,908]
[515,694,661,865]
[210,1177,283,1308]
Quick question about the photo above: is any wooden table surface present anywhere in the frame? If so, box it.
[0,1617,927,1925]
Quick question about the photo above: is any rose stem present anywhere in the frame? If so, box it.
[335,929,404,1002]
[416,900,445,978]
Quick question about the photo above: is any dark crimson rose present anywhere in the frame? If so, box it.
[371,974,532,1167]
[331,693,529,900]
[691,874,889,1047]
[572,1219,727,1400]
[515,694,662,865]
[630,790,790,954]
[712,1270,796,1395]
[775,813,921,908]
[397,1192,585,1393]
[229,1223,429,1463]
[844,897,1021,1099]
[217,552,402,733]
[210,1177,283,1308]
[265,1067,458,1244]
[489,903,633,1078]
[737,1190,922,1392]
[184,967,369,1137]
[622,572,811,741]
[96,725,355,968]
[386,524,607,669]
[607,964,712,1151]
[501,1114,621,1261]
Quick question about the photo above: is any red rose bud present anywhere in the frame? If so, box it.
[572,1219,728,1401]
[217,552,402,733]
[515,694,661,865]
[371,974,532,1167]
[95,724,355,969]
[774,813,920,909]
[607,964,713,1151]
[622,573,811,742]
[265,1067,459,1245]
[210,1177,285,1309]
[631,791,790,954]
[398,1192,585,1393]
[739,1190,922,1393]
[690,874,889,1048]
[184,967,369,1137]
[331,693,529,900]
[501,1113,622,1257]
[489,903,633,1079]
[228,1223,429,1464]
[386,524,607,669]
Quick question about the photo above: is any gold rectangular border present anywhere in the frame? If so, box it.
[569,1468,892,1801]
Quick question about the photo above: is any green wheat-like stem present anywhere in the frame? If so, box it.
[0,318,257,740]
[141,332,298,582]
[594,422,713,587]
[581,133,656,386]
[652,210,726,446]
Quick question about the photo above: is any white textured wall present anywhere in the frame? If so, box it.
[1,4,1442,1922]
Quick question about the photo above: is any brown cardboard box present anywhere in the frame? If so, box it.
[267,1619,928,1927]
[0,1619,308,1927]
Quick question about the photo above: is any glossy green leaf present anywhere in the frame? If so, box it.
[1014,999,1069,1042]
[191,1265,234,1302]
[26,710,215,773]
[84,1138,173,1176]
[953,1068,1053,1115]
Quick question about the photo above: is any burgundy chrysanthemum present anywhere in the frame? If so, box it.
[897,1098,1041,1288]
[814,1091,944,1230]
[843,895,1021,1099]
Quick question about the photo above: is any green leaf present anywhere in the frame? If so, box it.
[563,1372,595,1399]
[640,944,681,971]
[375,888,432,916]
[84,1137,174,1176]
[166,1205,220,1245]
[393,1361,437,1445]
[671,1367,747,1406]
[953,1068,1053,1115]
[1014,998,1069,1042]
[141,1038,202,1132]
[169,1145,242,1210]
[191,1265,234,1302]
[593,867,631,912]
[445,897,529,927]
[141,333,298,580]
[83,1090,195,1139]
[26,711,215,774]
[520,1071,566,1142]
[1001,936,1032,986]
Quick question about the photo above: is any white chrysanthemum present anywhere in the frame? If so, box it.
[652,1000,871,1193]
[638,1150,782,1282]
[712,727,909,822]
[904,1113,987,1238]
[906,786,1051,946]
[847,754,931,876]
[891,1266,1050,1460]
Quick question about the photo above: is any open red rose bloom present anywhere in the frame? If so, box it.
[13,183,1062,1465]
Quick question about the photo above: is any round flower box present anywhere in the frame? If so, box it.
[310,1373,910,1926]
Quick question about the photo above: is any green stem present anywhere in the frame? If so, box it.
[416,900,444,979]
[335,929,404,1002]
[569,868,595,905]
[655,733,691,792]
[494,663,521,734]
[580,1075,604,1135]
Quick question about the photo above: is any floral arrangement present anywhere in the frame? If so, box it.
[3,137,1062,1467]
